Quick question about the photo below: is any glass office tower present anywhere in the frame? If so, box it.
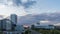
[10,14,17,31]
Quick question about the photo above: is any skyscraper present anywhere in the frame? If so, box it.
[10,14,17,25]
[10,14,17,31]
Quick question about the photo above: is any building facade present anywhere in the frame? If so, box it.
[0,19,6,31]
[10,14,17,31]
[32,23,54,30]
[10,14,17,25]
[0,19,12,31]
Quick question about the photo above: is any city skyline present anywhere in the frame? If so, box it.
[0,0,60,34]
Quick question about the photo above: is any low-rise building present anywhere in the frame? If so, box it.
[31,23,54,30]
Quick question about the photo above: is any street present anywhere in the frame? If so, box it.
[29,29,41,34]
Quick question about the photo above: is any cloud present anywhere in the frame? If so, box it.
[22,0,36,8]
[0,0,37,17]
[12,0,21,6]
[12,0,36,8]
[0,5,27,16]
[0,0,24,16]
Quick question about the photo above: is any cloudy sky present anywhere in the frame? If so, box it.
[0,0,60,17]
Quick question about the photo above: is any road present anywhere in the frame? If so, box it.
[29,29,41,34]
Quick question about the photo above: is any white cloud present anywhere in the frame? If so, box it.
[0,0,28,17]
[0,5,27,16]
[0,0,37,17]
[21,0,28,3]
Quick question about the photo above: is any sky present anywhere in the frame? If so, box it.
[28,0,60,14]
[0,0,60,17]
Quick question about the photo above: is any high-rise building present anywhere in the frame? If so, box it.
[10,14,17,25]
[10,14,17,31]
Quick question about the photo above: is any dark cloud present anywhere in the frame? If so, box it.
[23,0,36,8]
[13,0,22,6]
[12,0,36,8]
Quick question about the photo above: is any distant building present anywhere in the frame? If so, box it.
[54,26,60,30]
[32,23,54,30]
[54,24,60,29]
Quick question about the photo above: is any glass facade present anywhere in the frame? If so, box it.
[10,14,17,25]
[10,14,17,31]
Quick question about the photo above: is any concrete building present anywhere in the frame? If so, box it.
[0,19,12,31]
[0,19,6,31]
[5,19,12,31]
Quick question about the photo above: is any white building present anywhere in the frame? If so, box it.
[33,23,54,29]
